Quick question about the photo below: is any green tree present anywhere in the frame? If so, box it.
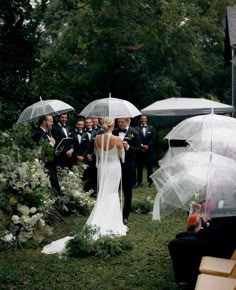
[0,0,46,127]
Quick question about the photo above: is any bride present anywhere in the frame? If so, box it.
[42,117,127,254]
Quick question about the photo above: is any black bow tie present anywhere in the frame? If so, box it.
[61,124,66,128]
[77,131,83,136]
[142,125,147,127]
[119,129,127,133]
[87,129,92,133]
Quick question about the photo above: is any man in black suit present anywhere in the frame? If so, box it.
[32,114,55,146]
[32,115,60,193]
[70,118,88,165]
[113,118,141,225]
[51,113,74,168]
[135,115,155,187]
[83,117,99,193]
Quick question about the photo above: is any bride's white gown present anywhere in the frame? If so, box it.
[41,133,127,255]
[86,133,127,236]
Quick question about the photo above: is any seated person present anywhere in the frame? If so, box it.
[169,198,236,290]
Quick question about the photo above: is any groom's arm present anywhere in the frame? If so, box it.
[125,128,141,153]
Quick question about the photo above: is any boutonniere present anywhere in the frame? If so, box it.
[125,134,134,140]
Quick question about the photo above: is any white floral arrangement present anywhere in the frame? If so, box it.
[56,165,95,215]
[0,132,55,249]
[0,125,95,250]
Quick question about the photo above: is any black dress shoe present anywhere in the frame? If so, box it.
[123,218,128,225]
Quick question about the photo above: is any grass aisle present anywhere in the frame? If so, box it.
[0,184,186,290]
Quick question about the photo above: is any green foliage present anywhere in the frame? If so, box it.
[0,123,95,249]
[66,225,133,260]
[132,196,154,214]
[1,0,236,129]
[0,124,56,249]
[0,0,47,128]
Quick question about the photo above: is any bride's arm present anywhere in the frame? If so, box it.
[118,147,125,163]
[117,137,125,163]
[94,135,99,167]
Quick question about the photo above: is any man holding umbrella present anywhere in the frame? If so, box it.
[32,114,55,146]
[113,118,141,225]
[32,114,60,193]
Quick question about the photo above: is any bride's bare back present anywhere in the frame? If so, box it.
[95,134,123,151]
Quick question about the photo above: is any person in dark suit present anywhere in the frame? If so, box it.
[83,117,99,193]
[32,115,60,193]
[168,215,236,290]
[32,114,55,146]
[51,113,74,168]
[92,118,102,133]
[113,118,141,225]
[135,115,155,187]
[70,118,88,165]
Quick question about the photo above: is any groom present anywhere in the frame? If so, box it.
[113,118,141,225]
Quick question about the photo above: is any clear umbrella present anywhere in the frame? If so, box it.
[17,98,74,123]
[187,127,236,160]
[165,113,236,141]
[151,152,236,220]
[79,93,141,118]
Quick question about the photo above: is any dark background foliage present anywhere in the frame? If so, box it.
[0,0,235,128]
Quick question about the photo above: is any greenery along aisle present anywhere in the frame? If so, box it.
[0,183,187,290]
[0,124,94,249]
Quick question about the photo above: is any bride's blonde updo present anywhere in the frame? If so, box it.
[100,117,114,132]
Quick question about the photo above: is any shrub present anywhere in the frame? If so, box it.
[66,225,133,260]
[131,196,154,214]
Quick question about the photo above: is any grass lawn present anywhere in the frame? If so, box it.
[0,181,187,290]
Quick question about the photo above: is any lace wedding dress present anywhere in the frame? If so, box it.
[41,133,127,255]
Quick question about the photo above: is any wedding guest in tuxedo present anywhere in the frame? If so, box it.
[113,118,141,225]
[168,215,236,290]
[92,118,101,133]
[32,115,55,146]
[70,118,88,165]
[83,117,99,193]
[51,113,74,168]
[135,115,156,187]
[32,115,60,193]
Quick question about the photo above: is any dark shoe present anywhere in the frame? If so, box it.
[123,218,128,225]
[148,182,153,187]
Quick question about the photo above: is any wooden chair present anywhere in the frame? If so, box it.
[199,250,236,278]
[195,274,236,290]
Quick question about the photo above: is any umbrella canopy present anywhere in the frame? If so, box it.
[79,96,141,118]
[151,152,236,220]
[187,127,236,159]
[17,99,74,123]
[141,97,234,116]
[165,113,236,140]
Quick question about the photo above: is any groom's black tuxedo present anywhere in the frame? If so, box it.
[113,126,141,220]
